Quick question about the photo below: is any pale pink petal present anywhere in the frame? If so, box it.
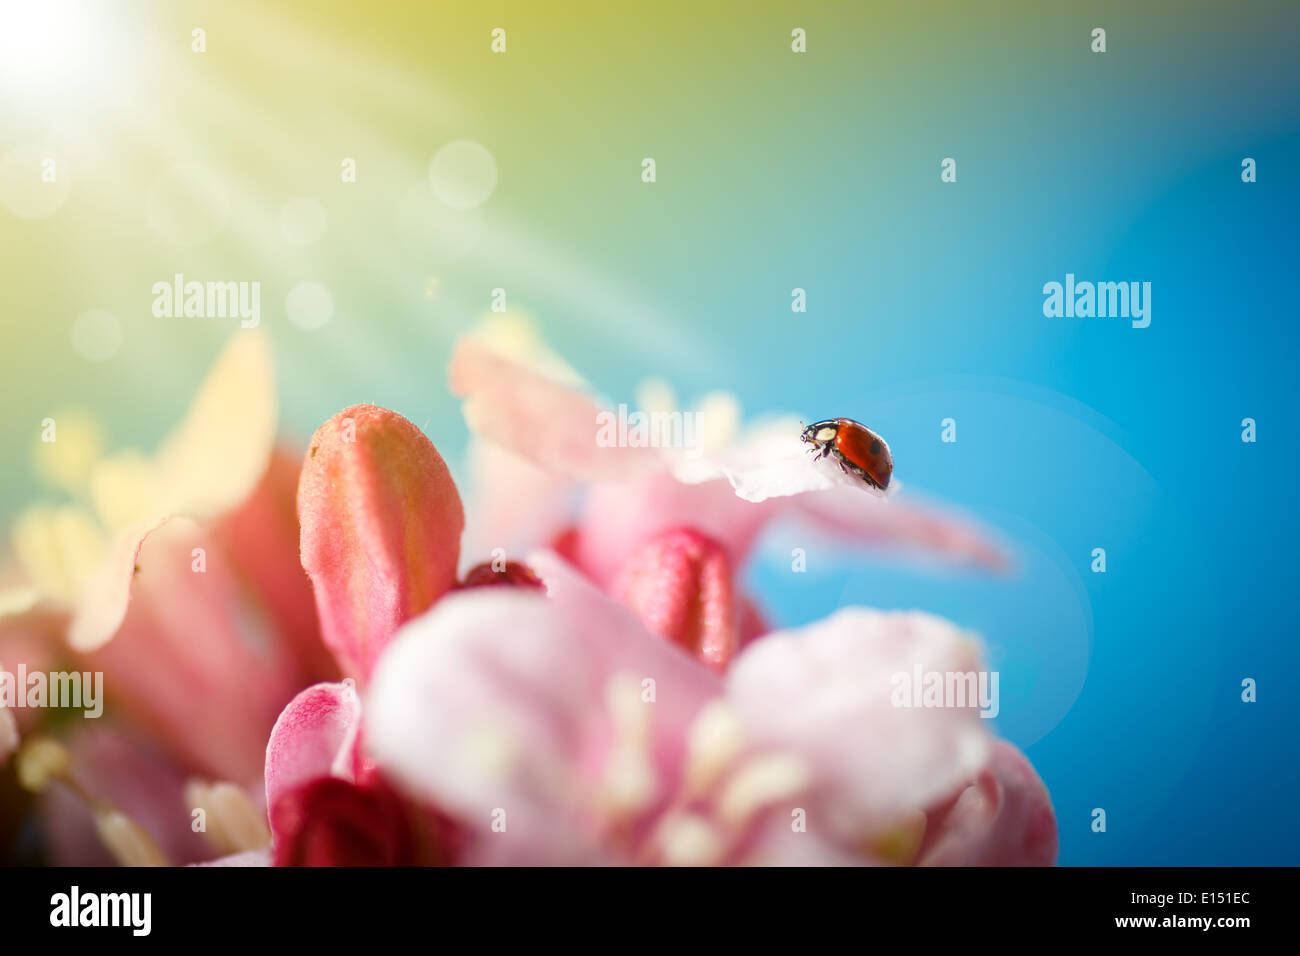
[459,438,577,570]
[451,335,1006,573]
[728,609,991,849]
[366,551,721,864]
[67,517,169,653]
[672,418,887,503]
[449,337,663,482]
[791,485,1010,572]
[191,848,272,866]
[75,518,298,783]
[736,814,886,866]
[264,680,363,826]
[666,418,1007,572]
[575,465,1006,589]
[298,405,464,681]
[576,473,778,587]
[217,447,338,685]
[66,450,341,665]
[917,739,1058,866]
[611,527,738,671]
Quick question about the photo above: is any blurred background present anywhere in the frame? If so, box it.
[1,0,1297,864]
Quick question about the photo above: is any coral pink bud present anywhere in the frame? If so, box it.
[298,405,464,681]
[612,527,738,671]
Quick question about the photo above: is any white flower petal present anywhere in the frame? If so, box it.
[672,419,891,503]
[728,608,990,843]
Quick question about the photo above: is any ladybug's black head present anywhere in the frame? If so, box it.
[800,420,840,446]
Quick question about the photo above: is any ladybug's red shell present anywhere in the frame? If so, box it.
[800,418,893,491]
[833,420,892,489]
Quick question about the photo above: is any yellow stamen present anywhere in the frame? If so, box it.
[683,700,745,794]
[716,753,811,827]
[601,744,657,816]
[15,737,72,793]
[460,724,519,779]
[94,810,168,867]
[19,736,171,866]
[185,780,270,854]
[655,812,725,866]
[867,809,929,866]
[598,673,657,816]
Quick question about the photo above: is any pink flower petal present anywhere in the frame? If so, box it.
[576,473,778,587]
[449,335,1005,574]
[191,849,271,866]
[75,518,298,783]
[573,469,1006,590]
[217,447,338,686]
[460,439,577,569]
[917,739,1058,866]
[67,517,169,653]
[674,419,1007,569]
[298,405,465,681]
[727,609,991,846]
[611,527,738,671]
[792,485,1010,572]
[66,449,344,675]
[673,418,886,503]
[366,551,722,864]
[449,338,663,482]
[736,814,890,866]
[264,680,363,827]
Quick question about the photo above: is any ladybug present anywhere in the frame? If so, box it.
[800,418,893,491]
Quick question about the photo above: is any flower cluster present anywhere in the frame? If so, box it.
[0,322,1056,866]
